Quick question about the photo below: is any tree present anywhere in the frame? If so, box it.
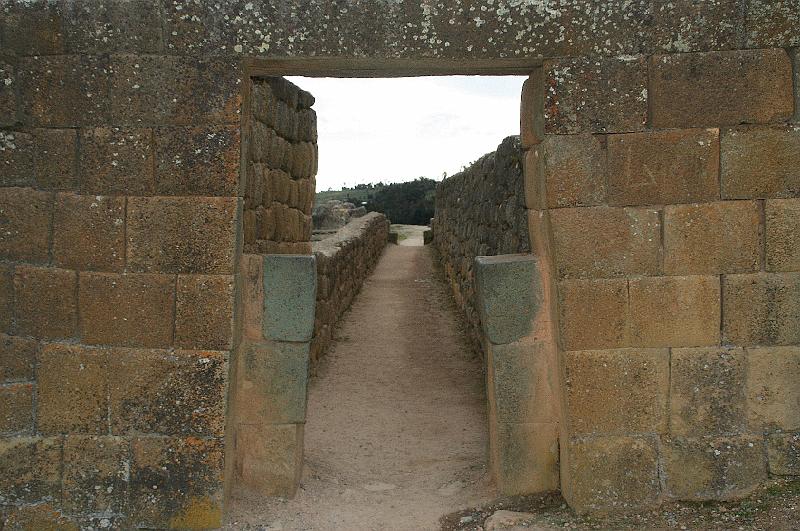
[366,177,437,225]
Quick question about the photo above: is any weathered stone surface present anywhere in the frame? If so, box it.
[766,199,800,271]
[565,436,660,513]
[607,129,720,206]
[0,383,33,434]
[0,334,36,382]
[495,422,558,495]
[33,128,78,190]
[109,349,227,436]
[662,435,767,500]
[127,196,238,274]
[52,193,125,272]
[175,275,235,350]
[746,346,800,431]
[79,127,155,195]
[38,344,107,434]
[650,49,793,129]
[475,255,539,346]
[664,201,761,275]
[0,437,62,504]
[0,62,17,128]
[14,265,78,340]
[544,56,647,134]
[565,349,669,435]
[489,341,556,426]
[0,131,34,187]
[723,273,800,346]
[239,342,310,425]
[0,265,11,334]
[629,276,720,347]
[0,187,52,264]
[2,0,65,55]
[746,0,800,48]
[520,70,544,148]
[79,272,175,348]
[767,433,800,475]
[721,125,800,199]
[550,206,661,279]
[62,435,129,514]
[236,423,303,497]
[559,278,628,351]
[2,503,80,531]
[543,134,606,209]
[263,255,317,342]
[670,348,746,437]
[61,0,163,54]
[155,126,240,196]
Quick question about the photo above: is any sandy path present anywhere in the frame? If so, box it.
[228,244,490,530]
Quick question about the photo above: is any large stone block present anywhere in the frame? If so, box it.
[14,265,78,340]
[0,187,52,264]
[767,433,800,475]
[670,347,746,437]
[607,129,720,206]
[0,131,34,187]
[0,265,10,333]
[61,0,163,54]
[262,255,317,342]
[175,275,235,350]
[38,344,108,434]
[52,193,125,272]
[565,436,661,513]
[721,125,800,199]
[494,422,558,495]
[108,348,226,437]
[550,206,661,279]
[543,134,606,209]
[629,275,720,347]
[565,349,669,435]
[559,278,628,350]
[746,346,800,431]
[62,435,129,514]
[2,0,65,54]
[520,70,544,148]
[79,272,175,348]
[766,199,800,271]
[0,436,62,504]
[0,383,33,434]
[239,342,310,425]
[155,125,240,196]
[236,423,303,497]
[650,49,793,128]
[0,62,17,128]
[127,196,238,274]
[662,435,767,500]
[474,255,539,345]
[746,0,800,48]
[0,334,36,382]
[2,504,80,531]
[79,127,155,195]
[664,201,761,275]
[723,273,800,346]
[489,341,556,426]
[544,56,648,134]
[33,129,78,190]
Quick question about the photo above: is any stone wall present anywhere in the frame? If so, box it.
[311,212,389,365]
[433,136,530,355]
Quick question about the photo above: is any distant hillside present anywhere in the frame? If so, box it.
[316,179,436,225]
[315,183,386,207]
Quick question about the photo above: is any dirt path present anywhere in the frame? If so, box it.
[228,243,491,530]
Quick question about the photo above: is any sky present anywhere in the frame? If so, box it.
[286,76,527,191]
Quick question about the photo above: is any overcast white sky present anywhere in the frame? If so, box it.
[287,76,526,191]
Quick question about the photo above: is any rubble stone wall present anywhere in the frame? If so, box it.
[311,212,389,365]
[433,136,530,356]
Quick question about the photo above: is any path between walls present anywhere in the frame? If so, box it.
[227,243,491,530]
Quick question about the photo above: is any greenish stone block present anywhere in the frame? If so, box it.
[491,342,535,425]
[245,341,309,424]
[475,254,540,345]
[496,421,559,495]
[262,254,317,342]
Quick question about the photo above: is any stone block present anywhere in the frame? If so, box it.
[175,275,235,350]
[239,342,310,425]
[62,435,129,514]
[494,422,558,495]
[127,196,238,274]
[2,0,65,54]
[766,199,800,271]
[0,62,17,128]
[565,349,669,435]
[0,383,33,434]
[0,437,62,504]
[108,348,226,437]
[565,436,660,513]
[62,0,163,54]
[236,423,303,497]
[489,341,556,426]
[38,344,108,434]
[0,187,52,264]
[520,70,544,148]
[650,49,793,128]
[746,1,800,48]
[629,275,720,347]
[767,433,800,475]
[723,273,800,346]
[664,201,761,275]
[670,347,747,437]
[34,128,78,190]
[607,129,720,206]
[79,127,155,195]
[263,254,317,342]
[662,435,767,500]
[0,265,10,333]
[559,278,628,350]
[721,125,800,199]
[241,254,265,341]
[14,265,78,340]
[475,255,539,345]
[52,193,125,272]
[543,56,648,134]
[129,436,223,529]
[543,134,606,208]
[0,334,36,382]
[155,125,240,196]
[0,131,34,187]
[550,206,661,279]
[79,272,175,348]
[746,346,800,431]
[2,504,80,531]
